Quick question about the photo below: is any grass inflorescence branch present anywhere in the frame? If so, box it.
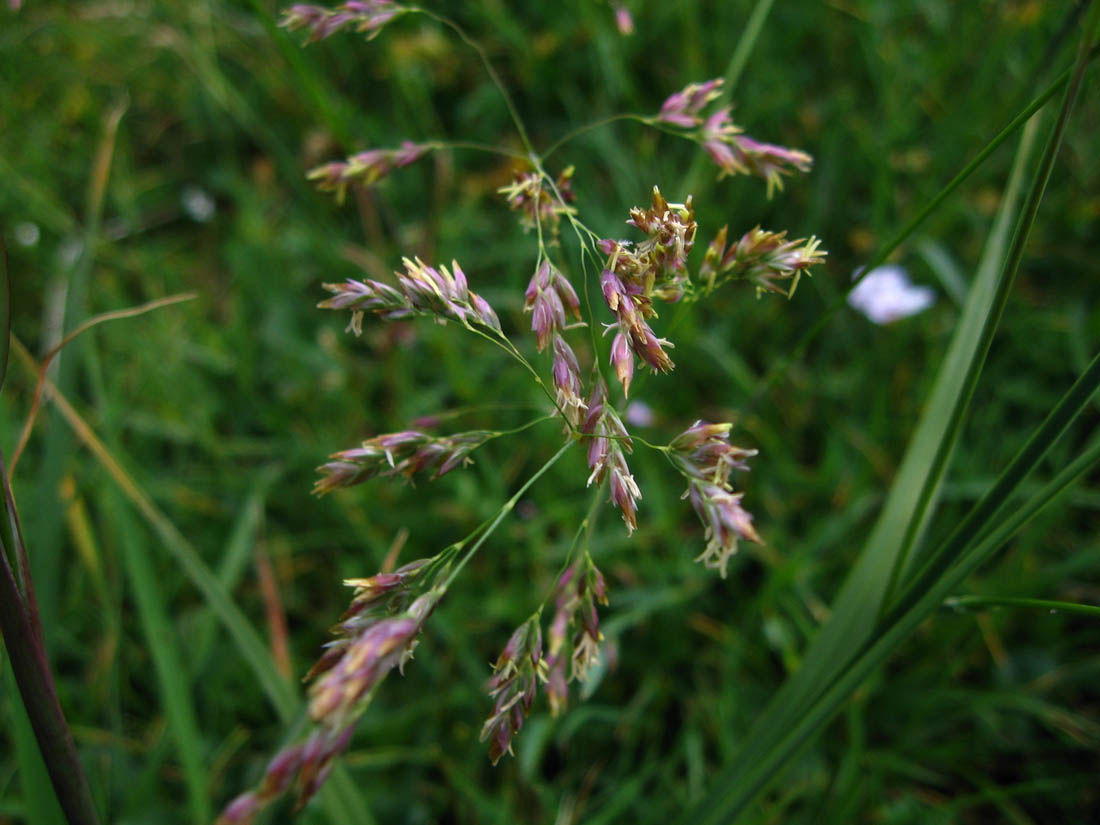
[215,3,828,820]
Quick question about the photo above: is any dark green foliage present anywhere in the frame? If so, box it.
[1,2,1098,823]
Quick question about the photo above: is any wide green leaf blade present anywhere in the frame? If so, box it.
[713,426,1100,819]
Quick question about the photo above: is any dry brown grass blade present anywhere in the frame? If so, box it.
[11,336,183,537]
[10,334,305,722]
[10,292,197,473]
[255,538,292,679]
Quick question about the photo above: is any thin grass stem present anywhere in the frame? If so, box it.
[10,293,197,473]
[679,0,777,200]
[425,139,529,160]
[541,113,652,161]
[943,595,1100,618]
[443,441,574,589]
[409,7,535,156]
[0,451,102,825]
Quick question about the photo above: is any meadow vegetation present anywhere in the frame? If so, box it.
[1,1,1099,823]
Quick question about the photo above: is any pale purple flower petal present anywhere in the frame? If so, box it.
[848,265,935,324]
[613,4,634,35]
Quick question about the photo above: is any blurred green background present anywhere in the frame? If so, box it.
[2,1,1099,823]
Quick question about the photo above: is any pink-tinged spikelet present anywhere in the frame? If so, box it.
[669,420,761,577]
[656,78,724,128]
[315,429,494,493]
[699,226,826,298]
[320,257,502,337]
[215,564,439,823]
[282,1,406,43]
[582,379,641,532]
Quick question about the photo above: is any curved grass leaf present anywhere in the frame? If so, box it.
[942,596,1100,619]
[708,427,1100,818]
[10,338,373,825]
[889,351,1100,619]
[748,43,1100,411]
[9,293,196,475]
[687,9,1100,822]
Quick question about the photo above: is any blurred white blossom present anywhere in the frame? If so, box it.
[182,185,216,222]
[15,221,40,247]
[848,264,934,324]
[624,400,654,427]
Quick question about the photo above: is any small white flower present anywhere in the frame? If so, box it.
[848,264,935,324]
[624,400,654,427]
[14,221,40,247]
[181,185,216,223]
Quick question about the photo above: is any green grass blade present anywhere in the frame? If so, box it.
[748,44,1100,411]
[13,340,372,824]
[890,351,1100,615]
[190,466,282,671]
[322,766,377,825]
[914,239,969,307]
[688,8,1099,821]
[107,492,210,823]
[885,113,1042,589]
[687,111,1038,825]
[678,0,776,201]
[942,596,1100,619]
[3,655,67,825]
[712,429,1100,816]
[919,440,1100,634]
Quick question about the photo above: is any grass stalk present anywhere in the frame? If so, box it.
[0,453,102,825]
[678,0,777,201]
[4,665,66,825]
